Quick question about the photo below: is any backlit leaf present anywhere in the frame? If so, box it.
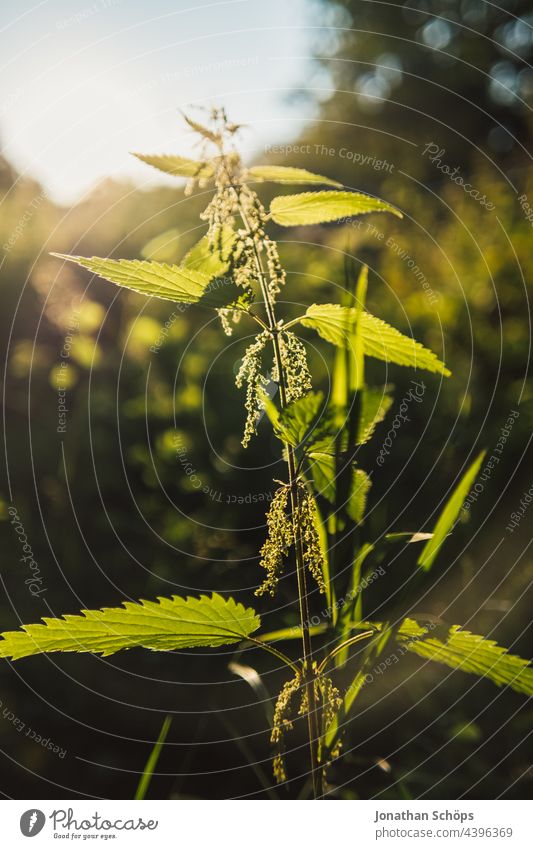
[0,594,261,660]
[398,619,533,696]
[384,532,434,544]
[182,226,237,277]
[270,191,402,226]
[51,254,241,309]
[132,153,213,180]
[357,388,393,444]
[309,453,371,523]
[276,391,325,446]
[348,468,372,523]
[135,716,172,801]
[417,451,486,571]
[300,304,450,376]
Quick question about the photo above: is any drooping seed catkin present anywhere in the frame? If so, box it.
[270,666,342,783]
[256,482,327,596]
[271,672,303,783]
[295,485,326,594]
[255,486,293,596]
[235,330,271,447]
[271,331,312,403]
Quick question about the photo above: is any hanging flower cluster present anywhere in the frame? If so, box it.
[190,112,311,441]
[297,486,326,594]
[255,486,293,596]
[271,671,303,784]
[256,482,326,597]
[235,328,311,444]
[235,329,271,448]
[271,330,312,403]
[197,121,287,336]
[271,665,342,784]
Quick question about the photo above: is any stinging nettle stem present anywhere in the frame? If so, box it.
[235,192,321,799]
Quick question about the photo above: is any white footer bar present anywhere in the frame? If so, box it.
[1,799,529,848]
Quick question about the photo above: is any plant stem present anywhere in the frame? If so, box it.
[245,636,300,675]
[317,630,375,674]
[236,195,321,798]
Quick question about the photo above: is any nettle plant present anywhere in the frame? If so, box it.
[3,109,532,798]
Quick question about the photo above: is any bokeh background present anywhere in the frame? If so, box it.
[1,0,532,799]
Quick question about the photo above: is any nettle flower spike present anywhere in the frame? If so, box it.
[198,127,287,341]
[236,329,312,446]
[271,330,312,403]
[271,671,302,784]
[271,665,342,784]
[235,330,271,447]
[296,486,326,594]
[256,482,326,597]
[256,486,293,596]
[316,670,343,759]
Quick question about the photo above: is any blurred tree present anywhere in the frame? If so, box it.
[299,0,533,184]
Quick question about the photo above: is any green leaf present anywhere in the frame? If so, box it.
[257,388,282,433]
[51,254,241,309]
[360,312,450,375]
[0,594,261,660]
[346,468,371,523]
[135,716,172,800]
[335,542,376,666]
[351,264,368,392]
[308,452,337,501]
[332,343,348,409]
[270,191,402,227]
[398,619,533,696]
[276,391,325,446]
[332,264,367,405]
[309,453,371,523]
[300,304,451,376]
[182,226,237,277]
[132,153,213,180]
[272,388,391,460]
[325,617,533,749]
[417,451,486,571]
[358,388,393,445]
[246,165,341,188]
[300,303,354,346]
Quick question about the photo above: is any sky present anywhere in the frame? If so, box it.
[0,0,327,203]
